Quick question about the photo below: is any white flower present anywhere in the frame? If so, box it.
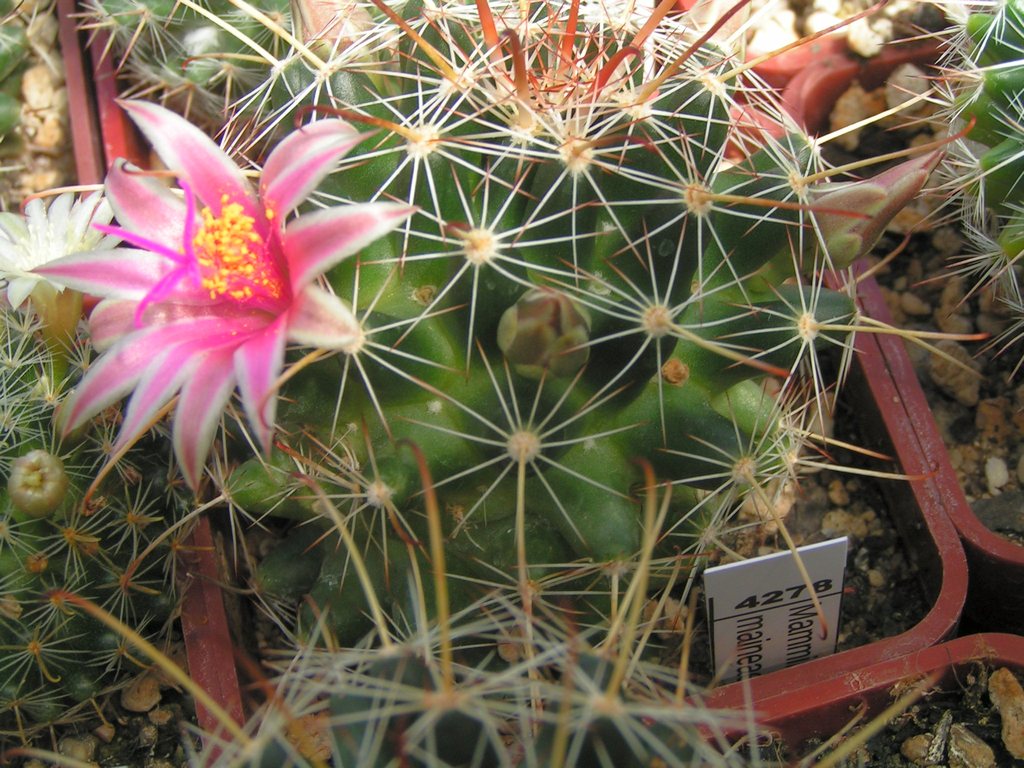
[0,192,118,309]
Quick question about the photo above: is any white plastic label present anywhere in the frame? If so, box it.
[703,538,848,683]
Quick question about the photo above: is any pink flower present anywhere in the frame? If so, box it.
[38,100,413,489]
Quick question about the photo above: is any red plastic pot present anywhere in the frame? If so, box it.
[703,266,969,723]
[732,33,943,145]
[59,3,245,736]
[844,268,1024,636]
[750,632,1024,752]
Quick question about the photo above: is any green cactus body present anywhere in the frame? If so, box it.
[114,0,871,655]
[0,307,185,735]
[939,0,1024,359]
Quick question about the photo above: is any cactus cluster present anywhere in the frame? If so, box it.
[938,0,1024,364]
[197,592,757,768]
[0,199,187,740]
[47,0,948,762]
[206,0,925,646]
[82,0,292,132]
[0,0,31,149]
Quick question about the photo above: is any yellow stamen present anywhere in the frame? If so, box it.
[193,195,281,302]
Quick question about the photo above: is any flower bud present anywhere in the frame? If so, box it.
[7,449,69,518]
[497,289,590,379]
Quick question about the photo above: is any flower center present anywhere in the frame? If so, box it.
[192,196,284,303]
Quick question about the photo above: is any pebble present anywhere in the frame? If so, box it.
[1017,454,1024,485]
[20,63,62,111]
[58,735,98,763]
[988,667,1024,759]
[867,568,886,588]
[948,723,996,768]
[829,84,888,152]
[900,291,932,317]
[847,16,891,58]
[929,340,982,407]
[821,508,868,540]
[885,64,932,117]
[900,732,932,763]
[984,457,1009,494]
[827,478,850,507]
[937,310,975,337]
[975,398,1011,443]
[971,491,1024,534]
[137,722,160,748]
[975,312,1008,338]
[121,671,162,713]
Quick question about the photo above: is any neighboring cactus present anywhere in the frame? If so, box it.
[0,310,184,738]
[936,0,1024,364]
[81,0,292,132]
[0,205,186,739]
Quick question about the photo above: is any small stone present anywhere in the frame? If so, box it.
[286,712,332,762]
[900,733,933,763]
[927,710,954,764]
[93,722,116,743]
[821,509,868,540]
[1016,453,1024,484]
[21,64,60,111]
[121,672,162,713]
[497,641,520,663]
[827,479,850,507]
[937,311,975,336]
[32,114,65,151]
[58,735,98,762]
[989,667,1024,759]
[867,568,886,588]
[929,340,982,407]
[985,457,1010,494]
[829,84,888,151]
[976,312,1008,338]
[746,8,798,57]
[971,491,1024,534]
[938,276,968,316]
[148,706,175,726]
[948,723,996,768]
[847,16,891,58]
[137,722,159,748]
[900,291,932,317]
[975,398,1011,443]
[885,64,932,116]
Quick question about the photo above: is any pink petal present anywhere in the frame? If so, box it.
[64,317,253,432]
[112,348,199,456]
[260,120,363,217]
[106,159,188,246]
[287,285,362,349]
[174,348,236,489]
[283,203,415,291]
[89,299,137,351]
[61,327,170,432]
[89,299,267,351]
[36,248,181,300]
[119,100,257,216]
[234,316,288,455]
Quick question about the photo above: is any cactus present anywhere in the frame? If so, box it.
[215,0,936,645]
[0,202,187,740]
[49,0,948,761]
[936,0,1024,366]
[71,0,943,642]
[0,0,29,150]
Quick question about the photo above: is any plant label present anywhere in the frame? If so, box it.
[703,537,848,683]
